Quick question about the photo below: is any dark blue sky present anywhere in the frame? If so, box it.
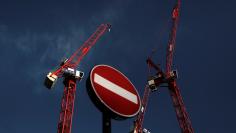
[0,0,235,132]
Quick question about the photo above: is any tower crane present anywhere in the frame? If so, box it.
[44,23,111,133]
[132,0,194,132]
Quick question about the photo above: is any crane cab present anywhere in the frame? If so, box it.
[44,72,58,89]
[143,128,151,133]
[62,68,84,79]
[169,70,178,80]
[147,73,164,91]
[148,78,156,91]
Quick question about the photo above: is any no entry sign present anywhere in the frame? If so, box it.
[87,65,141,119]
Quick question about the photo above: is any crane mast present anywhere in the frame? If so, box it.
[132,86,151,133]
[44,24,111,133]
[168,80,194,133]
[131,59,162,133]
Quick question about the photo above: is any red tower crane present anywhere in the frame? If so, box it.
[44,23,111,133]
[132,0,194,133]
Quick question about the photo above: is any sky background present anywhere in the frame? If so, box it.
[0,0,235,133]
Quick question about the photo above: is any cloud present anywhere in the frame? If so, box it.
[0,0,132,62]
[0,0,136,95]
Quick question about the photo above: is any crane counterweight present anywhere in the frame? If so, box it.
[44,72,58,89]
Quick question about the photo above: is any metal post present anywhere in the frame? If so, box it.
[102,113,111,133]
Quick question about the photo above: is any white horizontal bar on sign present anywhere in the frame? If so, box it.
[94,73,138,104]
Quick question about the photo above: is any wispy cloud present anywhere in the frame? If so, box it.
[0,0,135,94]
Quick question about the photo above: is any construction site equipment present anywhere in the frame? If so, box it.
[132,0,194,132]
[44,23,111,133]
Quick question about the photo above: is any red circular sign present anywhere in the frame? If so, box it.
[88,65,141,118]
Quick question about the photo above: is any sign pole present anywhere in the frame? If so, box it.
[102,113,111,133]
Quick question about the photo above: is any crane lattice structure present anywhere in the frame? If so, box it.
[44,24,111,133]
[132,0,194,133]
